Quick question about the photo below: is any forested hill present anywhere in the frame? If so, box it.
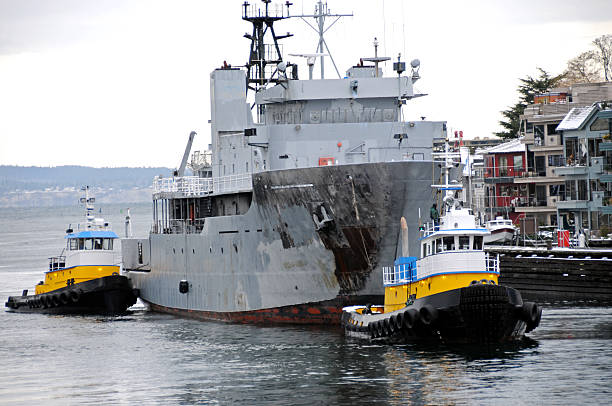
[0,165,173,207]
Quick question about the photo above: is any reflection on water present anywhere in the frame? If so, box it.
[1,206,612,405]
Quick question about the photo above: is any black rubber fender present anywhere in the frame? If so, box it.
[419,305,439,326]
[403,308,418,329]
[388,316,397,334]
[69,290,80,303]
[395,312,404,330]
[376,320,385,337]
[52,294,61,307]
[521,302,539,324]
[59,292,69,305]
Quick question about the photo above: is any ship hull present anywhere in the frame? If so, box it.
[125,161,440,324]
[5,275,138,315]
[342,284,542,344]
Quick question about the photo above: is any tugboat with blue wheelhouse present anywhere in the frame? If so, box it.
[341,145,542,344]
[5,187,138,314]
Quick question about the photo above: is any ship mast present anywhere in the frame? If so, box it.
[242,0,293,94]
[293,0,352,79]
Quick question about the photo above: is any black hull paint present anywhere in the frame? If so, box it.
[5,275,138,315]
[342,284,542,344]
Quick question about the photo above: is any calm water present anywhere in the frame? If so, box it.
[1,205,612,405]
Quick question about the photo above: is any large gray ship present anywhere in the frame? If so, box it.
[122,1,446,323]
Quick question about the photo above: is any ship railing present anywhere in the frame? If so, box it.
[153,218,206,234]
[485,253,500,274]
[48,256,66,272]
[153,174,253,197]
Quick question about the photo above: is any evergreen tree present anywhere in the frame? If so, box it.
[495,68,563,139]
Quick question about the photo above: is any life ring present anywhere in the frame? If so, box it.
[419,305,439,326]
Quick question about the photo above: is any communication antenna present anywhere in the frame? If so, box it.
[288,53,327,79]
[292,1,352,79]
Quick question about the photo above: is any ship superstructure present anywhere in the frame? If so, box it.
[122,1,446,323]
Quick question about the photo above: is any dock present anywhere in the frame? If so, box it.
[486,246,612,302]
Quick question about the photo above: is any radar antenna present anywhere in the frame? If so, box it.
[242,1,294,94]
[292,1,352,79]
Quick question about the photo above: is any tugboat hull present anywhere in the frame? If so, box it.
[5,275,138,315]
[342,284,542,344]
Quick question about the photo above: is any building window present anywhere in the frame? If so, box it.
[499,156,508,177]
[590,117,609,131]
[534,125,545,146]
[514,154,524,172]
[548,155,564,167]
[549,184,565,197]
[547,123,558,136]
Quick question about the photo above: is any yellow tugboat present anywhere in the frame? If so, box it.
[5,187,138,314]
[341,145,542,344]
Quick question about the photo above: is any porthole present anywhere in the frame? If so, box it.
[173,248,175,254]
[221,247,224,254]
[209,247,212,253]
[192,249,195,254]
[234,245,238,253]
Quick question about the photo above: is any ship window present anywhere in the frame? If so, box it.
[427,243,431,255]
[459,236,470,250]
[443,236,455,251]
[422,244,426,258]
[94,238,103,250]
[103,238,113,250]
[69,239,78,250]
[78,239,85,250]
[84,238,93,250]
[474,236,483,250]
[435,238,443,253]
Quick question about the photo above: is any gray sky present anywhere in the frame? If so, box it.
[1,0,611,167]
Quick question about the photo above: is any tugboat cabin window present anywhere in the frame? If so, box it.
[84,238,94,250]
[473,236,483,250]
[69,239,78,250]
[443,236,455,251]
[458,236,470,250]
[427,243,431,256]
[94,238,103,250]
[103,238,113,250]
[435,238,443,253]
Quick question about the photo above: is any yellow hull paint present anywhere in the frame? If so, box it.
[34,265,120,295]
[384,273,499,313]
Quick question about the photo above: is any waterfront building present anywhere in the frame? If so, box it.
[481,138,526,225]
[555,104,612,236]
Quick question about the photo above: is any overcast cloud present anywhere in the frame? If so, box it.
[0,0,611,167]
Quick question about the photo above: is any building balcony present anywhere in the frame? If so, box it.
[557,200,589,209]
[554,165,588,176]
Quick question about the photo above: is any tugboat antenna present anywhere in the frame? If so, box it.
[292,0,352,79]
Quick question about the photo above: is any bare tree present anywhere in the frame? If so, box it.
[560,51,602,85]
[592,34,612,81]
